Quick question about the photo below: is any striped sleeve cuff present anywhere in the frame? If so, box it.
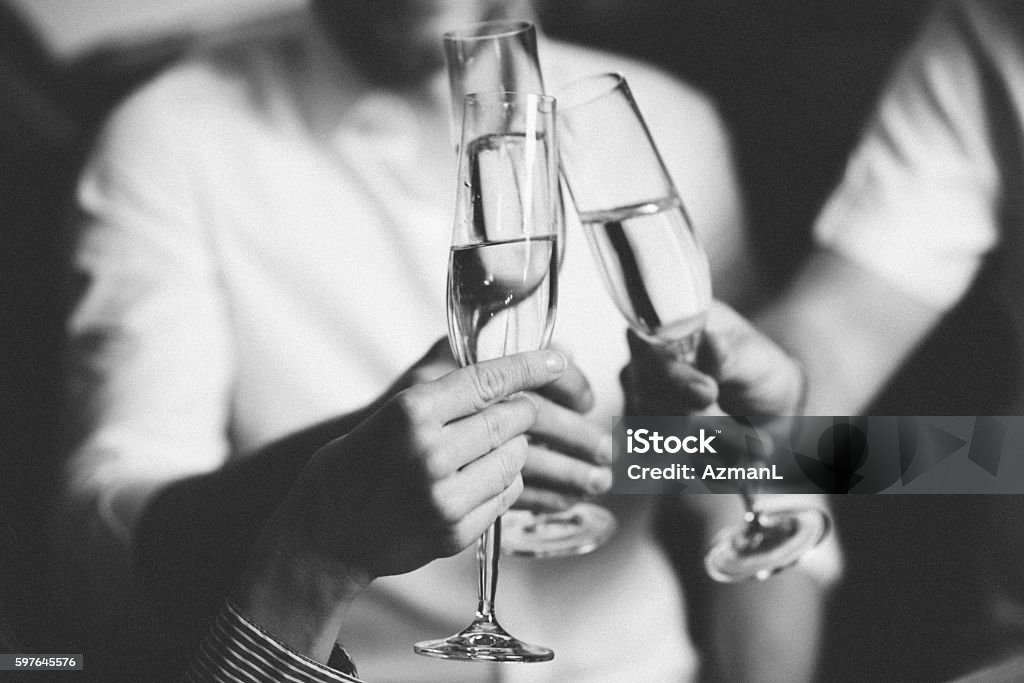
[184,599,363,682]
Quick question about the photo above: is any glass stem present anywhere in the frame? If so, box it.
[667,336,699,364]
[738,483,760,526]
[475,518,501,623]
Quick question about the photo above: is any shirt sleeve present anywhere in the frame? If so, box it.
[185,600,364,683]
[813,0,1001,310]
[54,84,237,634]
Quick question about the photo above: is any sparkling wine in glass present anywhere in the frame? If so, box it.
[578,195,711,361]
[443,19,617,559]
[414,92,558,663]
[558,72,831,583]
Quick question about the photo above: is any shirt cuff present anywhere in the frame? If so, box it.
[185,599,363,682]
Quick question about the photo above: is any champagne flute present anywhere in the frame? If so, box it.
[414,92,558,662]
[443,19,544,147]
[443,19,617,559]
[557,72,831,583]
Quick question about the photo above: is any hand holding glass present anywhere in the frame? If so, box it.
[414,92,557,662]
[557,72,831,583]
[443,19,616,559]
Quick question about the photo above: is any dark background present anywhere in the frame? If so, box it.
[541,0,936,285]
[3,1,1019,680]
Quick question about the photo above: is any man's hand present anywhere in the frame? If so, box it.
[622,302,836,683]
[263,349,571,581]
[516,349,612,511]
[621,301,805,417]
[386,338,612,514]
[235,350,570,661]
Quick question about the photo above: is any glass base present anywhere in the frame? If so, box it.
[414,618,553,663]
[704,506,831,583]
[500,503,617,558]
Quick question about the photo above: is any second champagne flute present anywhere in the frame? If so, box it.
[443,19,544,147]
[443,18,617,559]
[414,91,558,663]
[557,72,831,583]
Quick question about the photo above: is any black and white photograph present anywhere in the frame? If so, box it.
[2,1,1024,681]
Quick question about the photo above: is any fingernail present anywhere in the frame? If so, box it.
[544,351,567,373]
[588,468,613,494]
